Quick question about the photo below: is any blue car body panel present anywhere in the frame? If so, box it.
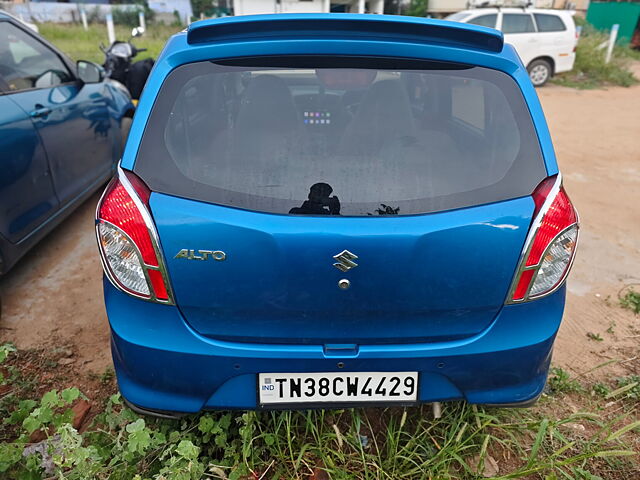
[152,193,534,345]
[0,96,58,244]
[105,14,568,412]
[107,278,564,412]
[0,13,134,273]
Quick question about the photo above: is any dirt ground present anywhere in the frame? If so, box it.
[1,69,639,388]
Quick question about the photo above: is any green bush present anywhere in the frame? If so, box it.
[619,287,640,314]
[553,25,638,88]
[111,2,155,28]
[406,0,428,17]
[1,345,639,479]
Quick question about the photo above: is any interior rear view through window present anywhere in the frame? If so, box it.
[135,57,545,216]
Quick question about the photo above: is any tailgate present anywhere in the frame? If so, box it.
[152,193,533,345]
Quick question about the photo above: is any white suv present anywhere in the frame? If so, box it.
[447,8,577,86]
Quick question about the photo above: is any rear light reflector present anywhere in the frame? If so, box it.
[525,187,577,267]
[528,225,578,297]
[508,175,579,303]
[98,222,150,295]
[98,178,158,267]
[96,168,173,304]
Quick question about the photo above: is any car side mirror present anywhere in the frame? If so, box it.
[132,26,145,37]
[77,60,104,84]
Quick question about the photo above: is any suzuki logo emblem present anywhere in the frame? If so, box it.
[333,250,358,272]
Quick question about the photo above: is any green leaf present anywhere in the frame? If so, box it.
[127,428,152,454]
[219,414,232,430]
[126,418,146,433]
[126,418,151,454]
[605,382,639,399]
[198,415,214,434]
[214,432,227,448]
[175,439,199,460]
[61,387,81,404]
[0,443,23,472]
[263,433,276,446]
[593,449,637,458]
[22,416,41,434]
[0,343,16,364]
[38,406,54,424]
[6,399,37,425]
[606,420,640,442]
[527,419,549,468]
[41,390,60,408]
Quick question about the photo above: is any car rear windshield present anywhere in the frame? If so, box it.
[135,56,546,216]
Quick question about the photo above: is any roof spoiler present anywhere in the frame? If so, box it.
[186,14,504,53]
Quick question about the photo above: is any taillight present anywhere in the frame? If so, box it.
[507,175,579,303]
[96,167,173,304]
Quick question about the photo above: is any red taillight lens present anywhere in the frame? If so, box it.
[508,176,579,302]
[98,177,158,267]
[96,169,172,303]
[525,187,578,267]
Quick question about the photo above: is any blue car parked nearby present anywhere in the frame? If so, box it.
[0,12,134,275]
[95,14,579,416]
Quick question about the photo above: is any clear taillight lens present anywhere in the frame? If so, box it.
[508,175,579,303]
[528,224,578,297]
[98,222,150,295]
[96,168,172,304]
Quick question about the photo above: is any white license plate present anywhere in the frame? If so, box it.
[258,372,418,405]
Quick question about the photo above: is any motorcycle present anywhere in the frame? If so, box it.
[101,27,154,101]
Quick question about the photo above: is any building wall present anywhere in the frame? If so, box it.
[0,0,192,23]
[232,0,383,16]
[586,1,640,45]
[148,0,193,23]
[0,1,137,23]
[427,0,465,14]
[233,0,323,15]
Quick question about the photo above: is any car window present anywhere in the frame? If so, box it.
[502,14,536,34]
[452,81,485,130]
[0,21,72,92]
[534,13,567,32]
[135,57,546,216]
[446,12,472,22]
[467,14,497,28]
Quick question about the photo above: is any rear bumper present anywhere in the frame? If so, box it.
[105,279,565,413]
[554,52,576,74]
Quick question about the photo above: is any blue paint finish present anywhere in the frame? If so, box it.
[0,14,133,273]
[8,83,114,205]
[151,192,533,345]
[106,14,568,411]
[106,279,565,412]
[0,96,58,243]
[186,14,504,52]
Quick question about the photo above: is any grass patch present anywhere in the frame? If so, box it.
[618,286,640,314]
[547,367,584,395]
[1,344,639,479]
[552,26,638,89]
[38,23,179,64]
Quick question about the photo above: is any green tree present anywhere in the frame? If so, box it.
[406,0,428,17]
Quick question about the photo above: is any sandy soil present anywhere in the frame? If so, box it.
[0,71,639,383]
[540,72,640,382]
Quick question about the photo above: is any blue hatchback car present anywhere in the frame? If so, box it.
[0,12,134,275]
[96,14,579,416]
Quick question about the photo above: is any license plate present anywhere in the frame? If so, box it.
[258,372,418,405]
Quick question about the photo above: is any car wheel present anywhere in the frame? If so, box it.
[120,117,133,151]
[527,59,552,87]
